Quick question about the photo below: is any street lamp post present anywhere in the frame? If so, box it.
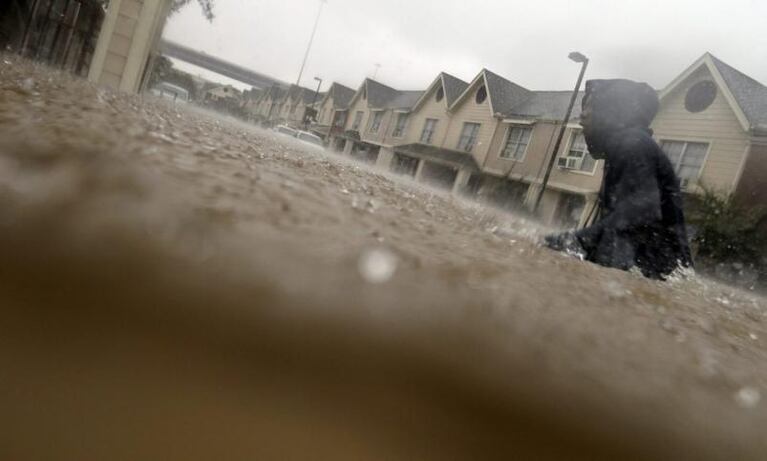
[306,76,322,129]
[533,52,589,215]
[296,0,327,86]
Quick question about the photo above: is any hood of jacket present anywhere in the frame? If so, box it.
[582,79,659,158]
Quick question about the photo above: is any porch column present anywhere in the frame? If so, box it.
[452,168,473,195]
[414,160,426,182]
[375,147,395,171]
[578,194,599,228]
[342,139,353,155]
[88,0,172,93]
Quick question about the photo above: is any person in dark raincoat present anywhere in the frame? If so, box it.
[544,79,693,280]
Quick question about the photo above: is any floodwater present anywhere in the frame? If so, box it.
[1,56,766,460]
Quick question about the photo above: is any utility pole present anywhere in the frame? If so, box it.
[306,76,322,129]
[533,52,589,214]
[296,0,327,86]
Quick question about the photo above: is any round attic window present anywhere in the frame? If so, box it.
[685,80,717,113]
[436,86,444,102]
[476,85,487,104]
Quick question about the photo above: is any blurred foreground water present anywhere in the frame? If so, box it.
[1,56,765,460]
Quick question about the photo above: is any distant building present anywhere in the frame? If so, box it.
[312,82,356,142]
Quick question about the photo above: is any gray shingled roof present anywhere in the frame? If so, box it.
[506,91,585,121]
[386,90,425,110]
[268,85,285,102]
[442,73,469,106]
[365,79,400,108]
[710,54,767,130]
[331,83,356,109]
[483,69,533,116]
[301,90,321,105]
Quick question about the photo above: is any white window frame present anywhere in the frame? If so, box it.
[392,112,409,138]
[658,138,712,189]
[369,110,384,134]
[420,118,439,144]
[457,122,481,153]
[499,125,533,161]
[557,130,598,175]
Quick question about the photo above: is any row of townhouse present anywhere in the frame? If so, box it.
[250,53,767,229]
[248,83,323,127]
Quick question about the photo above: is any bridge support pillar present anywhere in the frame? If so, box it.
[88,0,172,93]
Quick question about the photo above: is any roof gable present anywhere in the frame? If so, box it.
[659,53,764,132]
[448,69,532,117]
[411,72,469,112]
[330,83,356,109]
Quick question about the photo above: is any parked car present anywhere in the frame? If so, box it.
[295,130,324,150]
[273,125,298,138]
[149,82,190,103]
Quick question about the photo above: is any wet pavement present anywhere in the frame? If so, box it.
[1,56,766,460]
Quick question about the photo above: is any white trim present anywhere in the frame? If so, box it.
[731,143,752,193]
[557,129,599,176]
[656,137,714,190]
[346,80,368,110]
[448,70,487,112]
[456,121,483,153]
[411,74,445,113]
[658,54,751,132]
[482,73,495,116]
[483,167,600,195]
[502,118,535,125]
[498,125,533,162]
[419,118,439,145]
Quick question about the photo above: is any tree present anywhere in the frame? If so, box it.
[170,0,214,21]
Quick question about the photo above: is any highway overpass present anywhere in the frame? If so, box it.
[159,40,288,90]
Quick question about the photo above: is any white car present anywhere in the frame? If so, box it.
[149,82,190,103]
[273,125,298,138]
[295,130,324,150]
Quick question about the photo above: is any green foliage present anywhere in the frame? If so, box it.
[170,0,214,21]
[688,187,767,269]
[147,56,199,100]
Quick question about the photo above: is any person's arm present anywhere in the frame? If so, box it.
[574,149,661,248]
[544,137,662,253]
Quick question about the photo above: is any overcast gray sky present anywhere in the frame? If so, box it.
[163,0,767,92]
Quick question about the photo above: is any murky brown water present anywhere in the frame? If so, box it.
[1,56,766,460]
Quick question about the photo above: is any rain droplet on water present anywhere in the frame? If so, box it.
[358,248,398,284]
[735,387,761,409]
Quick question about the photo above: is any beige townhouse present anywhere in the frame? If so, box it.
[389,69,540,195]
[472,53,767,228]
[256,85,287,123]
[320,53,767,230]
[652,53,767,208]
[331,78,422,165]
[386,72,475,191]
[312,82,356,146]
[290,88,324,128]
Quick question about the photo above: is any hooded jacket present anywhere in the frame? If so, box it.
[547,79,693,280]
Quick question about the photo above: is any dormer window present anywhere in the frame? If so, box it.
[685,80,717,113]
[476,85,487,104]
